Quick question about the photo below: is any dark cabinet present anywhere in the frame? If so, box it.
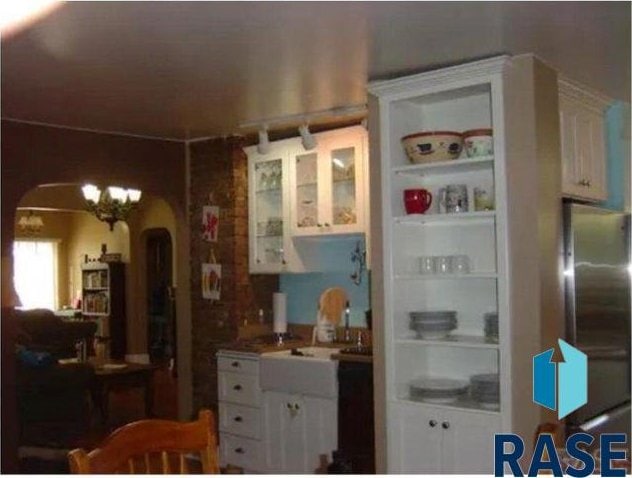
[336,360,375,473]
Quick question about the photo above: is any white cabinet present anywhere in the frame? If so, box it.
[369,56,549,474]
[262,390,337,474]
[390,402,499,474]
[246,125,369,273]
[217,351,264,473]
[289,127,367,237]
[559,77,610,202]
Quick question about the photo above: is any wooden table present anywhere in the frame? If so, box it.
[90,361,159,426]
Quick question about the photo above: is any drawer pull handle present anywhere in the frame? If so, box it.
[235,447,244,454]
[233,384,243,391]
[234,416,243,422]
[231,361,240,368]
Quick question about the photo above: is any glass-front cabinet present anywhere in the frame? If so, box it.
[289,127,366,237]
[248,151,290,273]
[246,125,368,273]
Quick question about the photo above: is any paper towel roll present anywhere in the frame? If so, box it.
[273,292,287,334]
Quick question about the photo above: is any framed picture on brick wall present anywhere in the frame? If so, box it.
[202,262,221,300]
[202,205,219,242]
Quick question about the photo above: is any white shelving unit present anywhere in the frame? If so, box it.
[369,55,550,474]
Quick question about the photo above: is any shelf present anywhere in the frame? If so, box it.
[256,234,282,239]
[395,395,500,416]
[396,334,499,349]
[255,188,282,194]
[393,156,494,176]
[395,272,497,280]
[83,287,109,291]
[297,182,317,187]
[332,178,355,184]
[394,211,495,226]
[82,312,109,317]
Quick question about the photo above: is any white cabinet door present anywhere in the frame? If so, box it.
[389,403,443,473]
[289,125,367,237]
[263,391,307,473]
[440,409,500,474]
[559,83,608,202]
[263,391,337,474]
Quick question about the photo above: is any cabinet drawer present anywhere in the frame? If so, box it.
[219,402,261,439]
[218,355,259,375]
[220,433,262,471]
[218,372,260,406]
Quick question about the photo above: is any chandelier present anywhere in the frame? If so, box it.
[81,184,142,231]
[17,211,44,235]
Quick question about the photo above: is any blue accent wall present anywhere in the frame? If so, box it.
[600,102,631,212]
[279,270,370,327]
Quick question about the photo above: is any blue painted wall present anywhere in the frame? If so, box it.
[280,271,370,327]
[600,102,631,212]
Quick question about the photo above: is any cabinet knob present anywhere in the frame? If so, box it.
[586,180,591,187]
[256,259,261,264]
[234,416,243,422]
[235,447,244,454]
[281,258,287,265]
[317,223,323,228]
[442,421,450,429]
[231,361,240,368]
[324,223,330,227]
[429,420,437,428]
[233,384,242,391]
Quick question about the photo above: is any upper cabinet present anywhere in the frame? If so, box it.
[290,127,366,237]
[559,77,611,202]
[246,125,369,274]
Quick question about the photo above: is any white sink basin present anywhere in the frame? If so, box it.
[260,347,341,398]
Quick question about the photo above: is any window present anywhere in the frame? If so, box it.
[13,240,58,310]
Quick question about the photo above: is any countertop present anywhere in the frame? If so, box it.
[217,338,373,363]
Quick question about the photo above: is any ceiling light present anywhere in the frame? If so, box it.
[299,124,317,151]
[82,183,142,231]
[17,211,44,235]
[257,126,271,155]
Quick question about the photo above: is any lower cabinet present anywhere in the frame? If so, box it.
[389,402,500,474]
[263,390,337,474]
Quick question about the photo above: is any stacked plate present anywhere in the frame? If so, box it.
[470,373,500,409]
[483,312,499,342]
[410,377,469,404]
[409,311,457,339]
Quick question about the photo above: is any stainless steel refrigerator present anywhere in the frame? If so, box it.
[563,202,631,439]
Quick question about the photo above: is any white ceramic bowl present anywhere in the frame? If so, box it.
[463,128,493,158]
[401,131,463,164]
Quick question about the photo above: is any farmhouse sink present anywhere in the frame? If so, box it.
[260,347,340,398]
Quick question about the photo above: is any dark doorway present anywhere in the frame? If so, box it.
[145,229,175,366]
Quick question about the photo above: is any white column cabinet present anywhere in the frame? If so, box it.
[368,55,552,474]
[559,77,610,202]
[262,390,337,474]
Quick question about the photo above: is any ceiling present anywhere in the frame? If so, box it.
[2,2,629,141]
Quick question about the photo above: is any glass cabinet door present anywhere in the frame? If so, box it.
[253,158,285,267]
[294,152,320,231]
[330,146,358,227]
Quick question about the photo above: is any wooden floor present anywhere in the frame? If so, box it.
[19,364,178,474]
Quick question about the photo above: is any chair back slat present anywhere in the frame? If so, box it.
[68,410,219,474]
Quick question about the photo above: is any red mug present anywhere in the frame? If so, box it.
[404,189,433,214]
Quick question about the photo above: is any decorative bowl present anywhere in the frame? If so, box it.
[401,131,463,164]
[463,128,493,158]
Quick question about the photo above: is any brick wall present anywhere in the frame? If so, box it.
[189,136,278,411]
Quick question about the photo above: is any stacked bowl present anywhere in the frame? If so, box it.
[409,377,469,404]
[470,373,500,409]
[409,311,457,339]
[483,312,499,342]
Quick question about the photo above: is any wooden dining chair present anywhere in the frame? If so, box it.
[68,409,219,474]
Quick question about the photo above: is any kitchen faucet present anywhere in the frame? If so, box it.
[343,301,351,343]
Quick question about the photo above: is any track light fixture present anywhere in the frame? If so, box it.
[257,125,271,155]
[299,124,317,151]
